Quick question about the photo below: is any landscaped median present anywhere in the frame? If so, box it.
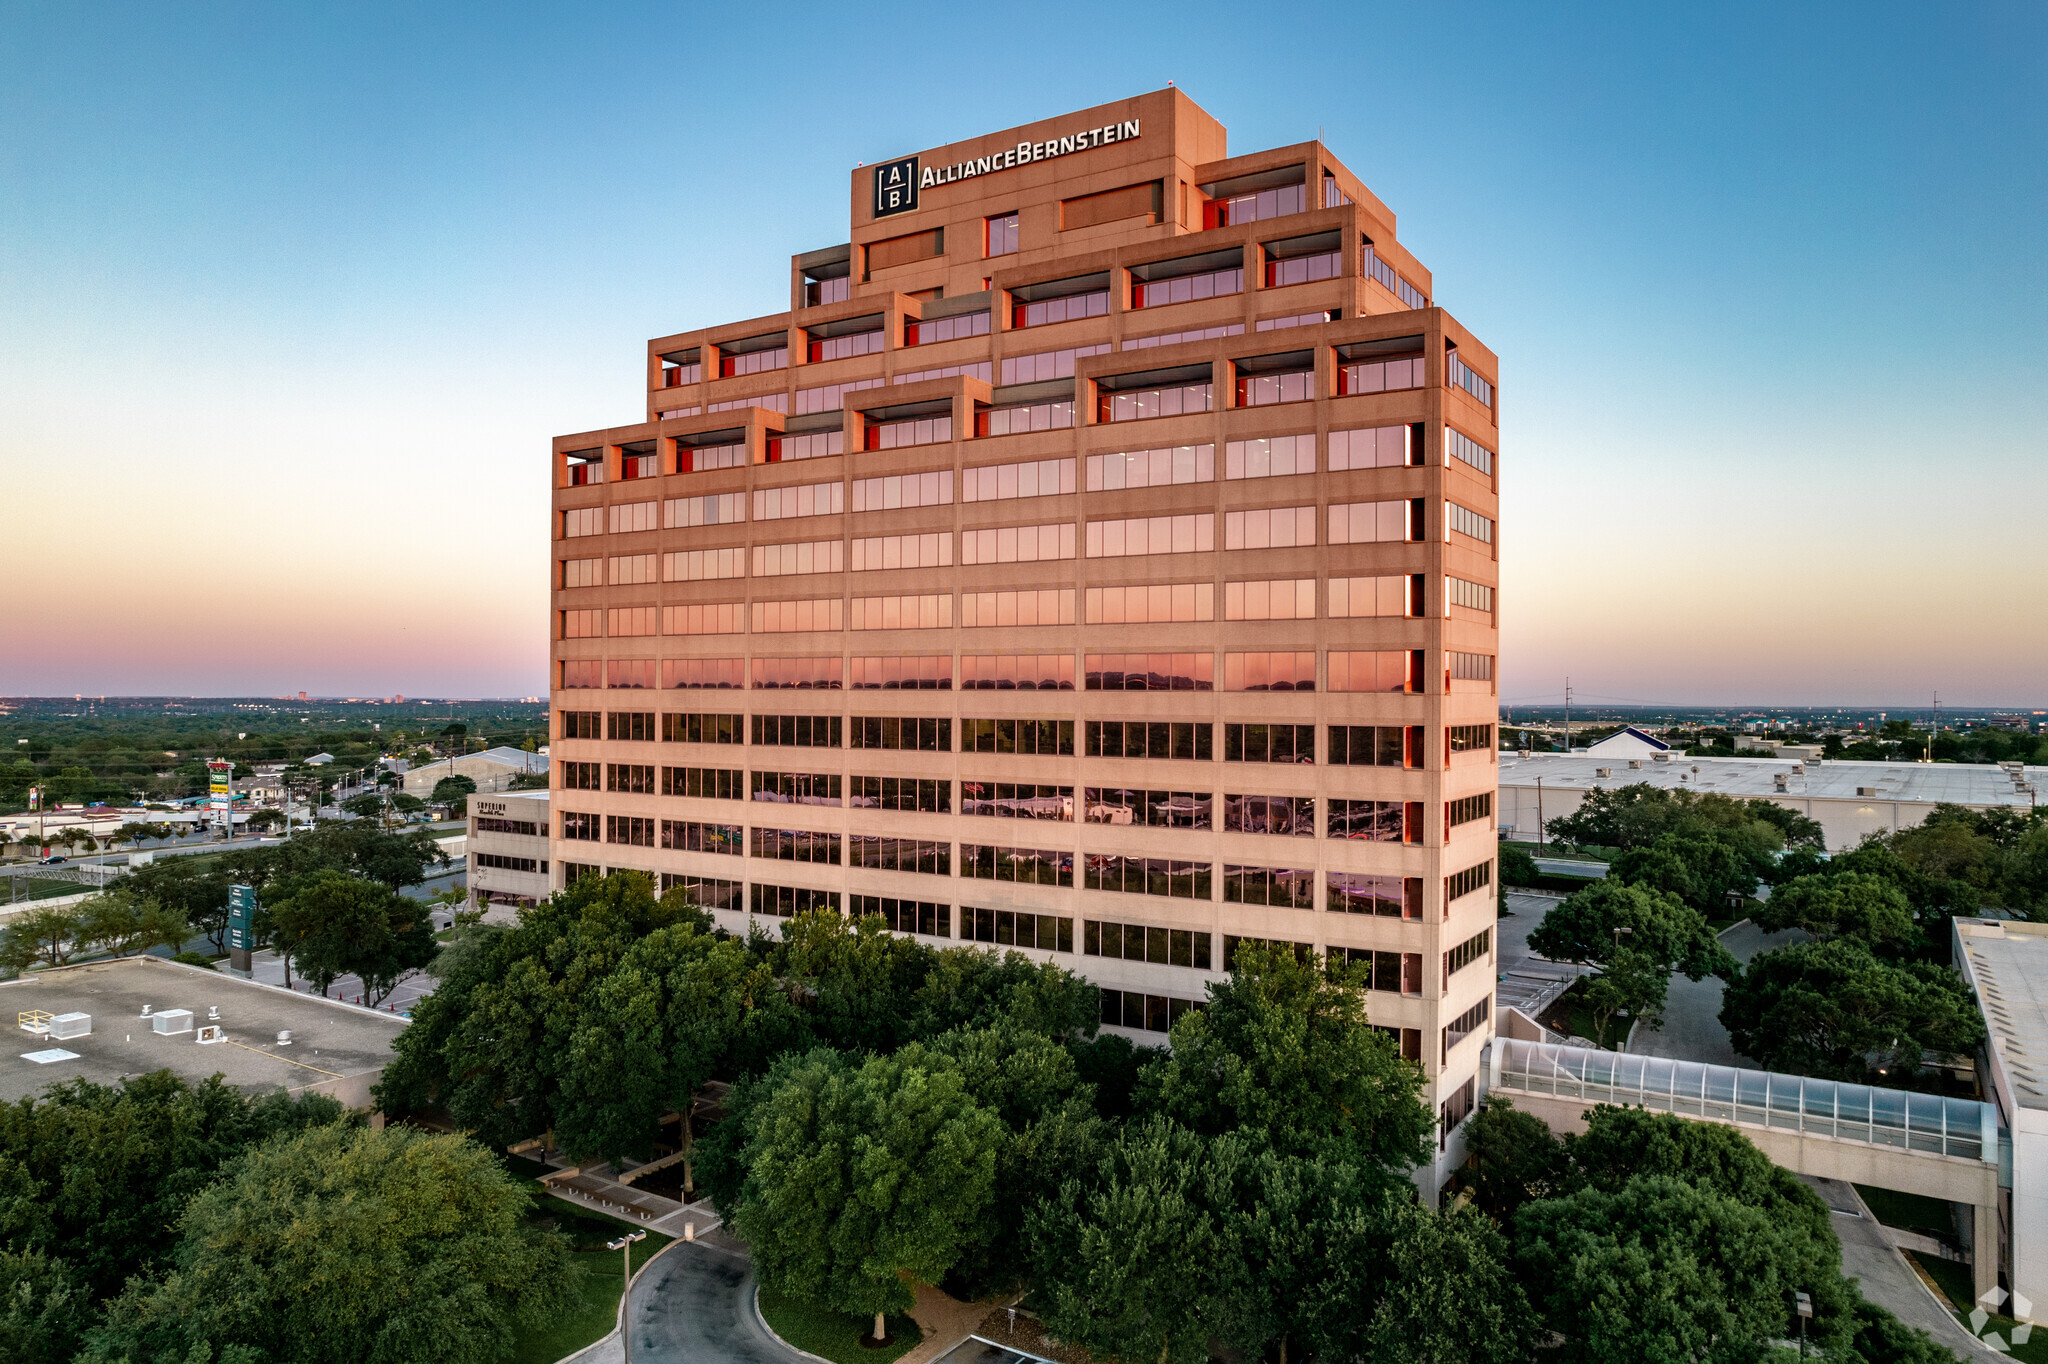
[756,1282,923,1364]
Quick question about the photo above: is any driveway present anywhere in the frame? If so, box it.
[588,1234,808,1364]
[1627,920,1805,1066]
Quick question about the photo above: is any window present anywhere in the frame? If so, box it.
[719,338,789,377]
[751,884,840,918]
[963,718,1071,755]
[905,311,991,346]
[850,594,950,630]
[1329,499,1424,544]
[1360,243,1428,310]
[1447,793,1493,829]
[609,607,659,638]
[667,492,746,528]
[768,432,843,462]
[475,853,540,874]
[1449,652,1495,683]
[960,589,1073,627]
[1133,265,1243,308]
[866,413,953,449]
[894,361,992,386]
[607,660,655,689]
[664,712,741,744]
[1224,579,1314,621]
[750,657,844,689]
[751,770,842,805]
[750,827,841,865]
[962,906,1073,951]
[802,273,849,308]
[559,710,601,740]
[560,812,600,841]
[606,816,655,847]
[960,654,1074,690]
[663,766,743,800]
[962,522,1075,564]
[961,782,1073,820]
[619,444,659,480]
[1329,799,1414,843]
[561,558,601,588]
[1235,368,1314,407]
[851,470,952,511]
[1337,356,1425,395]
[606,711,655,742]
[1265,249,1340,288]
[676,441,748,474]
[666,548,745,582]
[1086,653,1213,691]
[1445,928,1492,984]
[1223,794,1313,837]
[561,862,599,885]
[1085,788,1212,830]
[1446,860,1493,903]
[1087,720,1209,761]
[1329,424,1421,471]
[961,843,1071,886]
[753,482,845,521]
[1208,180,1305,227]
[562,507,604,539]
[1087,582,1213,624]
[985,212,1018,257]
[848,835,951,873]
[662,819,740,854]
[854,895,951,938]
[559,761,600,791]
[474,818,540,837]
[607,502,658,534]
[560,609,602,639]
[1328,650,1424,694]
[1445,427,1495,476]
[1448,724,1494,754]
[706,391,788,415]
[1086,514,1214,558]
[1012,289,1109,329]
[753,540,845,577]
[1447,502,1494,544]
[1447,577,1494,613]
[1125,322,1244,350]
[662,604,741,636]
[1224,506,1315,550]
[1084,856,1211,900]
[1222,865,1315,909]
[806,326,885,365]
[1224,724,1313,764]
[1329,725,1423,768]
[795,377,886,415]
[1448,351,1494,407]
[751,715,841,748]
[750,599,843,633]
[1000,343,1110,385]
[1100,990,1201,1033]
[851,716,952,751]
[851,533,951,571]
[1328,872,1422,919]
[662,355,703,386]
[851,775,951,813]
[1443,999,1491,1063]
[1085,919,1212,968]
[977,400,1074,436]
[664,658,745,689]
[1223,653,1315,692]
[659,873,742,911]
[1225,434,1313,480]
[849,656,951,689]
[1098,379,1212,423]
[1085,444,1213,490]
[566,450,604,487]
[1330,575,1424,619]
[962,458,1074,503]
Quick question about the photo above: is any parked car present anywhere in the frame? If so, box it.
[37,855,67,865]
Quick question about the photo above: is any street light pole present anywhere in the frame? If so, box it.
[607,1232,647,1364]
[1794,1289,1812,1357]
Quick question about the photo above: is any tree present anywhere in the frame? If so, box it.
[264,870,434,1001]
[341,791,384,820]
[0,1249,90,1364]
[1029,1117,1243,1364]
[1608,830,1762,913]
[430,774,477,811]
[84,1124,569,1364]
[1719,937,1985,1080]
[111,822,158,852]
[121,858,231,952]
[1367,1199,1535,1364]
[1140,941,1433,1169]
[774,909,937,1055]
[391,792,426,817]
[0,906,87,971]
[1462,1095,1564,1225]
[1528,879,1734,981]
[78,889,189,959]
[242,808,282,834]
[1498,841,1539,889]
[733,1048,1004,1344]
[1751,872,1918,953]
[1580,946,1666,1044]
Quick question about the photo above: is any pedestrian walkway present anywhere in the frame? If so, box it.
[534,1147,723,1238]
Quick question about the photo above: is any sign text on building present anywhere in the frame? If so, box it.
[921,119,1139,191]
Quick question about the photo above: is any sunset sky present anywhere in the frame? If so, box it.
[2,2,2042,704]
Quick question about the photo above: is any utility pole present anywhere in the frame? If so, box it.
[1564,678,1573,754]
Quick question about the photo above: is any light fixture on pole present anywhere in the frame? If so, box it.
[607,1231,647,1364]
[1793,1289,1812,1357]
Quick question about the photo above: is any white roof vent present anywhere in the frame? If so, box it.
[1628,759,1643,770]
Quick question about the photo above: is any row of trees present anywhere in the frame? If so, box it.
[381,870,1951,1361]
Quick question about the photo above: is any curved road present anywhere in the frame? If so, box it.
[573,1236,807,1364]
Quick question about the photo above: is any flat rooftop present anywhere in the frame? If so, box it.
[0,957,408,1106]
[1500,753,2044,809]
[1957,922,2048,1113]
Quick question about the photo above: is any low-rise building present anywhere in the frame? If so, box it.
[1953,918,2048,1320]
[1500,753,2043,851]
[468,790,550,909]
[402,747,549,798]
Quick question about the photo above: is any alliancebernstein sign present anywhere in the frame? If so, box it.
[872,117,1141,218]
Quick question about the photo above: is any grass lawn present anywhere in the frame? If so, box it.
[1907,1252,2043,1359]
[1855,1185,1960,1248]
[756,1282,922,1364]
[503,1179,673,1364]
[1536,979,1627,1050]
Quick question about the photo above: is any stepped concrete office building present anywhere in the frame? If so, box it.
[547,90,1502,1182]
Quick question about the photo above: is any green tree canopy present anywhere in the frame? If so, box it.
[1528,879,1735,982]
[1462,1096,1565,1225]
[1751,871,1918,953]
[84,1124,569,1364]
[1367,1199,1535,1364]
[264,869,435,998]
[1719,936,1985,1080]
[77,888,189,960]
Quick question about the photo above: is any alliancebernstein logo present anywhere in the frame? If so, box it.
[871,117,1141,219]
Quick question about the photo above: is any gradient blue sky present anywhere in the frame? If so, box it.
[2,2,2042,704]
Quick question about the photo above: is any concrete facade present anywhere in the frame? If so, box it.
[468,789,550,908]
[546,90,1501,1187]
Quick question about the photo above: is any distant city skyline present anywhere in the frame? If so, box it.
[3,1,2042,704]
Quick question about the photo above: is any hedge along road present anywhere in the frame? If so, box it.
[569,1232,810,1364]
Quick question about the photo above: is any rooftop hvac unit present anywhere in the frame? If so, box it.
[49,1013,90,1041]
[152,1009,194,1035]
[1596,767,1612,778]
[1629,759,1643,769]
[195,1026,224,1045]
[1773,776,1790,791]
[1856,786,1882,798]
